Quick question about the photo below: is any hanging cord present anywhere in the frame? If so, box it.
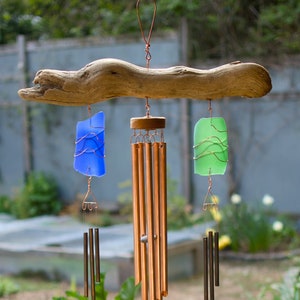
[136,0,157,117]
[208,100,213,119]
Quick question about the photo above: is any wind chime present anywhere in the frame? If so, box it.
[73,108,105,299]
[18,1,272,299]
[193,100,227,299]
[130,2,168,299]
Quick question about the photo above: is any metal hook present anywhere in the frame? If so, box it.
[82,176,98,211]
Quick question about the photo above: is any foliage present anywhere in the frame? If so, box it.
[53,274,140,300]
[1,0,299,58]
[0,276,19,297]
[117,175,200,230]
[212,194,300,253]
[12,172,62,219]
[166,176,195,230]
[257,266,300,300]
[0,195,12,213]
[115,277,140,300]
[117,180,133,222]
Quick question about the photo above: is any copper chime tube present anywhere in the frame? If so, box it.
[130,117,167,300]
[89,228,96,300]
[95,228,101,283]
[83,232,89,297]
[214,231,220,286]
[159,142,168,297]
[203,231,220,300]
[208,231,215,300]
[153,142,162,300]
[131,143,141,284]
[203,237,208,300]
[145,142,156,300]
[138,142,148,300]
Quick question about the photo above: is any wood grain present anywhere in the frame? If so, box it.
[18,58,272,106]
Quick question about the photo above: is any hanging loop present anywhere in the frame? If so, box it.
[136,0,157,68]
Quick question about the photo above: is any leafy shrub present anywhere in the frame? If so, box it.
[258,267,300,300]
[117,175,199,230]
[53,274,140,300]
[0,276,19,297]
[212,194,300,253]
[0,195,12,213]
[12,172,61,219]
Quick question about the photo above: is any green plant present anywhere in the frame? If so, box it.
[117,175,201,230]
[0,276,19,297]
[214,194,300,253]
[0,195,12,213]
[166,176,194,230]
[53,275,140,300]
[257,267,300,300]
[117,180,133,222]
[12,172,61,219]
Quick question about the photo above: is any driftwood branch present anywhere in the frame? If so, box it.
[18,58,272,106]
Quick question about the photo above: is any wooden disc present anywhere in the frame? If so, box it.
[130,117,166,130]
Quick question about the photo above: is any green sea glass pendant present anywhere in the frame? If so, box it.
[193,117,228,176]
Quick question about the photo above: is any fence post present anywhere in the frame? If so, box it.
[18,35,33,179]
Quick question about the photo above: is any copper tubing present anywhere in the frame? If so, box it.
[89,228,96,300]
[145,142,156,300]
[214,232,220,286]
[95,228,101,282]
[131,143,141,284]
[138,143,148,300]
[153,142,162,300]
[203,237,208,300]
[208,231,214,300]
[159,142,168,297]
[83,232,89,297]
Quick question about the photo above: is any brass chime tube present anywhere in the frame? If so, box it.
[153,142,162,300]
[145,142,156,300]
[83,232,89,297]
[159,142,168,297]
[95,228,101,282]
[131,143,141,284]
[138,142,148,300]
[89,228,96,300]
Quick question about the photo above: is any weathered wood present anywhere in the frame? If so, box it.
[18,58,272,106]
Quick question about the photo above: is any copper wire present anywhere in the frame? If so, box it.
[82,176,97,211]
[136,0,156,68]
[136,0,157,118]
[203,172,218,211]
